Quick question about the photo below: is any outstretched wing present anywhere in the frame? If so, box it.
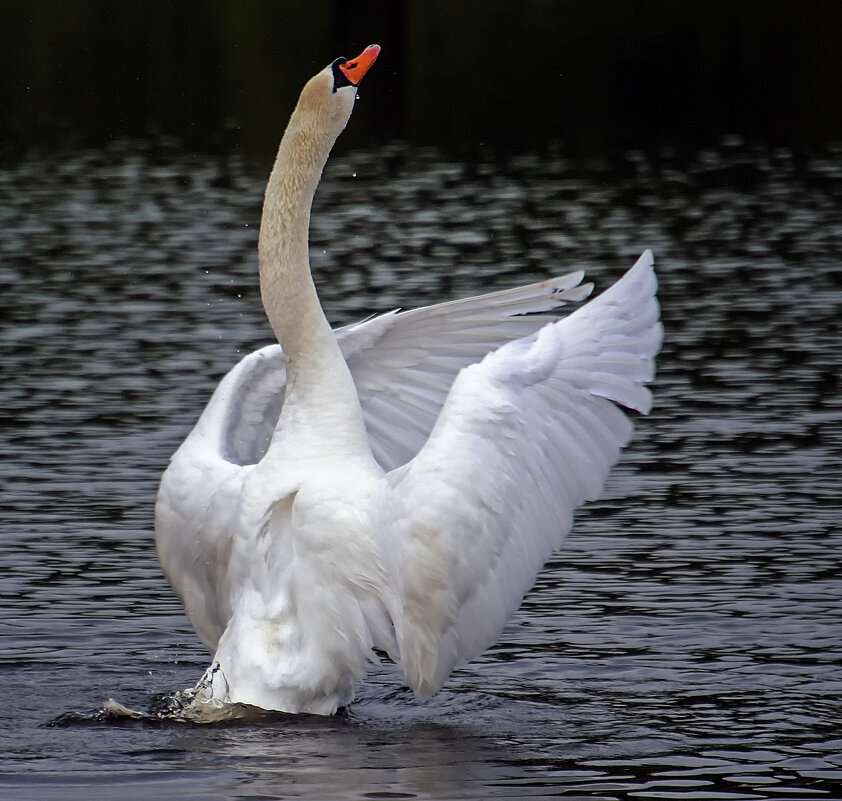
[154,344,288,648]
[343,271,593,470]
[374,251,662,698]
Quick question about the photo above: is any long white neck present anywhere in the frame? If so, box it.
[257,94,373,466]
[259,121,332,360]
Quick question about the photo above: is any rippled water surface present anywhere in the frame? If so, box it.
[1,141,841,800]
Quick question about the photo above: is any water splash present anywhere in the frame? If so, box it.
[49,690,294,726]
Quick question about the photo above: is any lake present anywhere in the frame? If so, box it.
[1,138,840,799]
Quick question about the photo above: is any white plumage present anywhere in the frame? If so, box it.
[155,45,663,715]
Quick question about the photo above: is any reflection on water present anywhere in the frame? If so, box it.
[1,139,841,799]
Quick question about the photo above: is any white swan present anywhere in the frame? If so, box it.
[155,44,663,715]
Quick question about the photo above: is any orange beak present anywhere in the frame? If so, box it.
[338,45,381,86]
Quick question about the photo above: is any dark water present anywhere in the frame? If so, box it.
[1,139,841,799]
[3,1,842,157]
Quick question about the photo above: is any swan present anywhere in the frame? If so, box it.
[155,44,663,716]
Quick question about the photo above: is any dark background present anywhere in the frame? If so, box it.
[2,0,841,162]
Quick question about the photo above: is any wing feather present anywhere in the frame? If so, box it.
[376,251,662,698]
[344,270,596,471]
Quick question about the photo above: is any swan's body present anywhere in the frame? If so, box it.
[155,46,663,715]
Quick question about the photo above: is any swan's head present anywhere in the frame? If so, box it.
[293,45,380,142]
